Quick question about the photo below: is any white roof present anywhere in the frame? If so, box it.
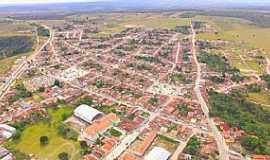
[0,131,13,139]
[2,154,13,160]
[74,104,103,123]
[0,124,16,133]
[144,147,171,160]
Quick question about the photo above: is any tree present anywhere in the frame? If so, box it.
[240,136,260,151]
[40,136,49,145]
[58,152,69,160]
[54,80,62,88]
[37,87,45,92]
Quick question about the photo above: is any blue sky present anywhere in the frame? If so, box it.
[0,0,103,4]
[1,0,270,5]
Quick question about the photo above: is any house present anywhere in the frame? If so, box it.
[133,131,156,156]
[0,147,12,160]
[74,104,103,123]
[121,153,143,160]
[82,113,120,143]
[144,147,171,160]
[0,124,16,140]
[251,155,270,160]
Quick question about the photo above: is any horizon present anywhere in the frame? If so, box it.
[1,0,270,5]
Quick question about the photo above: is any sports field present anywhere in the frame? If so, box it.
[6,106,80,160]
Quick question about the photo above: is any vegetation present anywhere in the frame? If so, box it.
[37,26,50,37]
[247,84,262,93]
[54,80,63,88]
[198,52,242,82]
[170,73,189,84]
[57,124,79,141]
[112,86,142,98]
[9,83,32,103]
[109,128,122,137]
[261,75,270,89]
[40,136,49,145]
[157,134,179,144]
[201,10,270,27]
[135,55,161,63]
[58,152,69,160]
[95,104,117,115]
[80,141,92,155]
[5,106,80,159]
[198,53,230,73]
[240,135,269,154]
[209,90,270,155]
[148,97,159,106]
[177,104,190,116]
[174,25,190,34]
[0,36,33,59]
[75,97,94,106]
[184,136,201,155]
[192,21,204,29]
[208,76,225,84]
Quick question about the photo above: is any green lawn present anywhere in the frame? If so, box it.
[6,106,80,160]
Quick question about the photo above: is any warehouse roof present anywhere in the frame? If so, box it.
[74,104,103,123]
[144,147,171,160]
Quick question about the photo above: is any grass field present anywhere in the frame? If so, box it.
[0,20,34,37]
[6,106,80,160]
[247,91,270,109]
[196,16,270,52]
[195,15,269,75]
[0,21,39,75]
[86,13,190,36]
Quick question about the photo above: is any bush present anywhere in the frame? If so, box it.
[80,141,92,155]
[58,152,69,160]
[109,128,122,137]
[58,124,78,141]
[37,26,50,37]
[75,97,93,106]
[247,84,261,93]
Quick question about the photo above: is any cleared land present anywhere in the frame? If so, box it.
[75,13,191,37]
[195,16,268,75]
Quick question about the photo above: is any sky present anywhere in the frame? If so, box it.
[0,0,103,4]
[1,0,270,5]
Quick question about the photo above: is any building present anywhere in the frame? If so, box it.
[133,131,157,156]
[0,124,16,140]
[144,147,171,160]
[0,147,12,160]
[74,104,103,123]
[82,113,120,143]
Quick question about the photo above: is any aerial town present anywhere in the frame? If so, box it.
[1,2,270,160]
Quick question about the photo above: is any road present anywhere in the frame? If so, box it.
[266,58,270,75]
[190,22,230,160]
[0,25,53,100]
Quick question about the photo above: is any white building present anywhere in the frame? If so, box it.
[74,104,103,123]
[144,147,171,160]
[0,124,16,140]
[0,124,16,134]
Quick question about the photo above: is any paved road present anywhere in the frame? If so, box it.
[190,22,230,160]
[0,25,53,100]
[266,58,270,75]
